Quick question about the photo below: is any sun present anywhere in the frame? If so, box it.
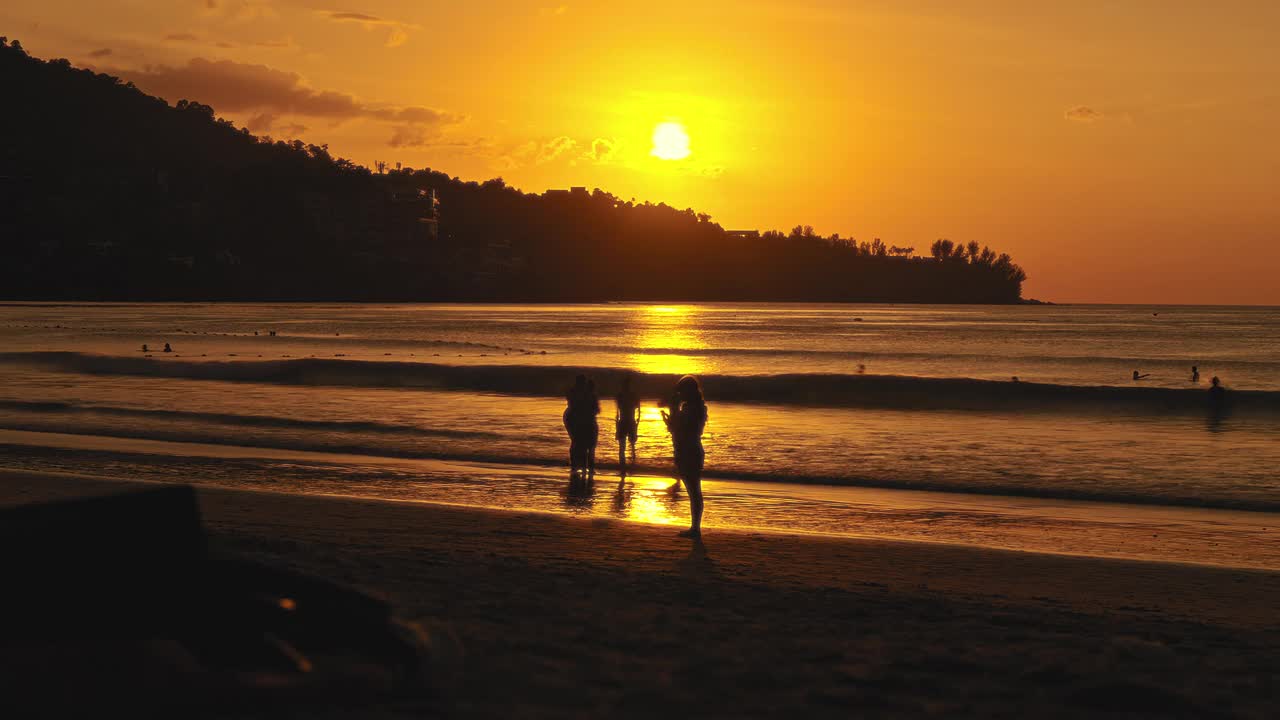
[650,121,691,160]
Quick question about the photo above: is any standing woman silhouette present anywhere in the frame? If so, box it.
[662,375,708,538]
[564,375,590,475]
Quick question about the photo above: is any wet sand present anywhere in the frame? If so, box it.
[3,469,1278,718]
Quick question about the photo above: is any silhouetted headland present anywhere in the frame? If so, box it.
[1,39,1027,303]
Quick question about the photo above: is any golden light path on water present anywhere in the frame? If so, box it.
[626,304,708,377]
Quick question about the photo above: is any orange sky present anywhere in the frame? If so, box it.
[4,1,1279,303]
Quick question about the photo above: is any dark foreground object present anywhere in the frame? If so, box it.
[0,486,449,716]
[3,473,1279,719]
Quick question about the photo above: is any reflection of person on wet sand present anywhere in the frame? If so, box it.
[662,375,708,539]
[564,470,596,508]
[615,375,641,478]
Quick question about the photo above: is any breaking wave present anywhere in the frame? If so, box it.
[1,351,1271,415]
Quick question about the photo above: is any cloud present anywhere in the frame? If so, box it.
[496,136,585,169]
[328,12,380,22]
[254,37,295,49]
[247,113,307,138]
[245,112,277,132]
[321,10,419,48]
[539,5,569,16]
[583,137,617,163]
[387,126,493,151]
[87,48,113,58]
[107,57,460,135]
[161,33,292,50]
[537,136,576,163]
[497,141,538,169]
[202,0,275,21]
[388,125,449,148]
[1065,106,1103,123]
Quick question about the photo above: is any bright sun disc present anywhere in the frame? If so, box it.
[650,122,691,160]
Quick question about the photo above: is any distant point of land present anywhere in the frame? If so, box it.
[0,38,1028,304]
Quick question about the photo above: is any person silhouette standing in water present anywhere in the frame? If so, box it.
[563,375,589,476]
[563,375,601,479]
[615,375,641,478]
[584,379,601,477]
[662,375,708,539]
[1208,376,1226,406]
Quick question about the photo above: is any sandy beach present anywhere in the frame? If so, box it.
[3,468,1277,718]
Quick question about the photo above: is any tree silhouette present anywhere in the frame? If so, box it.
[0,38,1028,304]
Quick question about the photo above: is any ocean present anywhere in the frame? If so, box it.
[2,302,1278,567]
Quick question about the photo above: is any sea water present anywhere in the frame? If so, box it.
[2,302,1278,567]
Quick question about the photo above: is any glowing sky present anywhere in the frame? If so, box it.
[4,1,1279,303]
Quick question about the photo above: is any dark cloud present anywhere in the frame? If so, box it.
[329,12,382,22]
[1065,106,1103,123]
[108,58,460,130]
[87,48,113,58]
[385,106,455,124]
[321,10,417,47]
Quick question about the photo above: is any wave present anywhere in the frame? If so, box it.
[1,351,1273,416]
[586,345,1280,368]
[0,399,501,440]
[2,430,1278,514]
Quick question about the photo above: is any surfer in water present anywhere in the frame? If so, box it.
[1132,370,1150,381]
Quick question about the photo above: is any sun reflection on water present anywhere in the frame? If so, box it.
[610,476,684,526]
[627,305,709,376]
